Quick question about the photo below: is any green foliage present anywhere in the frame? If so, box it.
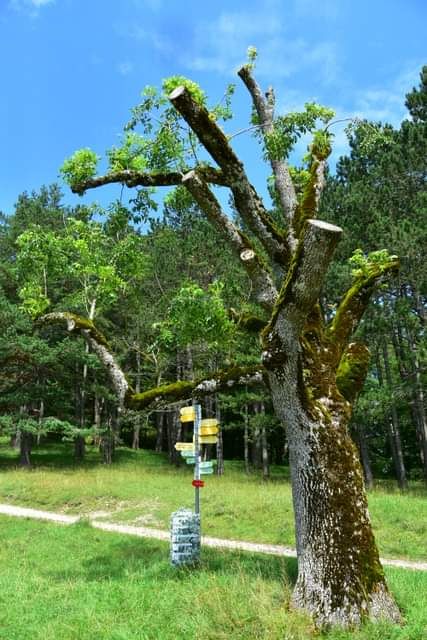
[348,248,398,278]
[345,119,395,157]
[60,149,99,189]
[15,217,149,318]
[156,281,235,351]
[262,103,335,161]
[162,76,206,106]
[107,132,148,172]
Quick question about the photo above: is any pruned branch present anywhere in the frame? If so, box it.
[70,165,229,195]
[326,258,399,366]
[37,312,132,411]
[129,364,266,410]
[262,219,342,364]
[182,170,277,310]
[294,158,327,238]
[169,86,289,268]
[238,64,297,253]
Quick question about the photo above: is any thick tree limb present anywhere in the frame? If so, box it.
[326,259,399,366]
[169,86,289,268]
[37,313,266,412]
[71,166,229,196]
[129,364,266,410]
[37,312,131,411]
[238,64,297,253]
[336,342,371,404]
[262,219,342,364]
[182,170,277,310]
[294,158,327,238]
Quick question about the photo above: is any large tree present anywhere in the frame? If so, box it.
[46,55,402,627]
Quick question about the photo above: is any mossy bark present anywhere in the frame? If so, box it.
[264,315,401,628]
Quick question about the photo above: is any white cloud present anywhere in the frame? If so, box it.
[9,0,54,17]
[181,9,339,85]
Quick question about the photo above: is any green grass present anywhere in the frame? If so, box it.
[0,516,426,640]
[0,442,426,562]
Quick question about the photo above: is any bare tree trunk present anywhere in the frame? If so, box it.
[132,348,142,450]
[355,423,374,490]
[407,332,427,481]
[19,431,32,467]
[260,402,270,480]
[155,412,164,452]
[36,398,44,446]
[215,395,224,475]
[243,402,250,474]
[380,343,407,490]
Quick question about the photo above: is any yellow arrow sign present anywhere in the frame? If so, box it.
[175,442,195,451]
[179,406,196,423]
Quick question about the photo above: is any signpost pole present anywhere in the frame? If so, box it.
[194,403,201,515]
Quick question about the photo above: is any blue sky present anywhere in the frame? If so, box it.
[0,0,425,216]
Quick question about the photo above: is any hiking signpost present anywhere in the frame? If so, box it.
[170,403,219,566]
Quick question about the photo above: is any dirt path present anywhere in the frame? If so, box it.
[1,503,426,572]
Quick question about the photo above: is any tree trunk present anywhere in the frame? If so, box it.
[355,423,374,490]
[155,411,164,452]
[75,298,97,461]
[132,344,142,450]
[268,364,401,626]
[19,431,32,467]
[243,402,250,474]
[215,395,224,476]
[380,343,407,490]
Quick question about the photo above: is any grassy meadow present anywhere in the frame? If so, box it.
[0,516,426,640]
[0,441,426,562]
[0,441,426,638]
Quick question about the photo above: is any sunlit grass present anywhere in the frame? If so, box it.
[0,441,426,561]
[0,516,425,640]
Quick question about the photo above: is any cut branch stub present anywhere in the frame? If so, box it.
[170,86,289,269]
[182,170,277,310]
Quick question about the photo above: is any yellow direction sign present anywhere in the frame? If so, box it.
[180,406,196,423]
[175,442,195,451]
[199,435,218,444]
[200,425,219,436]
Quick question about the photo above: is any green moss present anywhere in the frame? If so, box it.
[336,343,370,403]
[64,313,110,348]
[129,365,264,410]
[294,160,319,238]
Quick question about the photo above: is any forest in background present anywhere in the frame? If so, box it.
[0,66,425,489]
